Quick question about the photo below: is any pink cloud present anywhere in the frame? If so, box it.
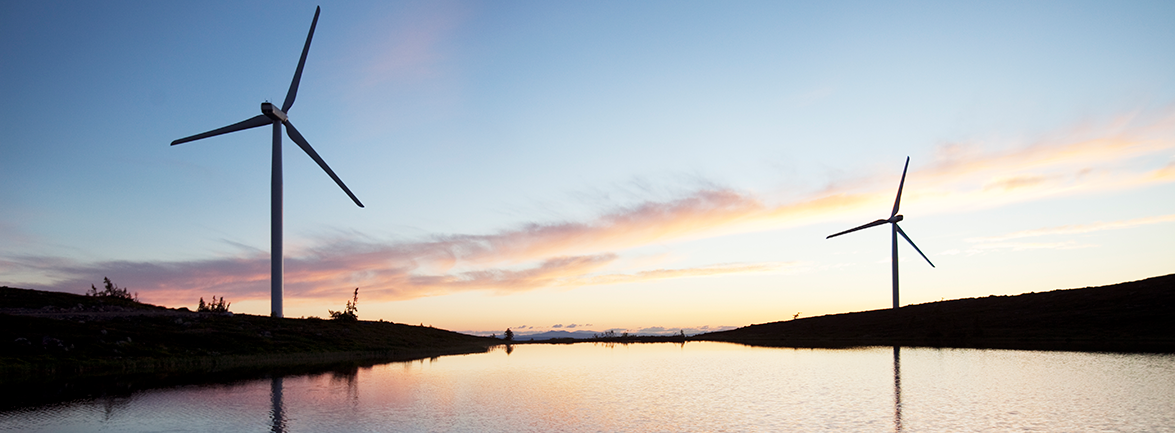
[5,111,1174,307]
[356,2,469,88]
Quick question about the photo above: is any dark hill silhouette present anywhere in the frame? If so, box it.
[0,286,496,382]
[698,273,1175,352]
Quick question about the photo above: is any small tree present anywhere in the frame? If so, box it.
[329,288,359,321]
[503,328,514,341]
[198,296,231,313]
[86,277,138,302]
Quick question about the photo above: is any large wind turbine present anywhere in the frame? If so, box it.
[827,157,933,309]
[171,6,363,318]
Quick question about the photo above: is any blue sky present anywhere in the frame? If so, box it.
[2,1,1174,335]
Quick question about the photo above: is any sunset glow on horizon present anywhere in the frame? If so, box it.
[2,1,1173,335]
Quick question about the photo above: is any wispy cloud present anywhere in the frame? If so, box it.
[571,262,793,286]
[908,112,1175,214]
[355,2,469,88]
[968,214,1175,243]
[1,249,783,307]
[4,112,1174,307]
[948,212,1175,256]
[939,240,1094,257]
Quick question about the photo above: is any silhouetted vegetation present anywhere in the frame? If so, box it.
[503,328,514,341]
[85,277,137,302]
[328,288,359,321]
[592,330,630,339]
[197,296,230,313]
[0,285,496,384]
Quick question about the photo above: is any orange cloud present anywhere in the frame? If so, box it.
[567,262,796,287]
[982,175,1051,192]
[1154,162,1175,180]
[6,112,1174,307]
[909,113,1175,214]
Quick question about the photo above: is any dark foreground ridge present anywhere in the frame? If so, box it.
[0,287,497,384]
[697,273,1175,352]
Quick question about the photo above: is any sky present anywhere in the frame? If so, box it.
[2,1,1174,336]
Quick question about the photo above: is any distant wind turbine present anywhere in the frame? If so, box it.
[827,157,933,309]
[171,6,363,318]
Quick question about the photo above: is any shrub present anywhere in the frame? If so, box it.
[198,296,231,313]
[329,288,359,321]
[86,277,138,302]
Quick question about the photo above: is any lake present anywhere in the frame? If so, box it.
[2,342,1173,432]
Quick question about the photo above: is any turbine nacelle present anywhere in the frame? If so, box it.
[890,214,903,223]
[261,102,288,122]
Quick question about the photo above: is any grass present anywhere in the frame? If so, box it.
[0,286,496,383]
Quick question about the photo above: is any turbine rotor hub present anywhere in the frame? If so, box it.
[261,102,288,122]
[890,214,904,223]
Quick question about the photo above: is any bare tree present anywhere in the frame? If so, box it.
[329,288,359,321]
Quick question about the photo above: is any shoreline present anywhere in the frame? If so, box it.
[0,285,498,384]
[2,345,494,383]
[4,272,1172,387]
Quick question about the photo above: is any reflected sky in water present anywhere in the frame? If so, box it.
[2,343,1173,432]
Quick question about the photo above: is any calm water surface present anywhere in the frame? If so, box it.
[2,343,1173,432]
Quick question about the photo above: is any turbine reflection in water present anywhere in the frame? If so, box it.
[270,376,286,433]
[893,346,903,432]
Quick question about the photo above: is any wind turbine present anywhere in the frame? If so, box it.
[827,157,933,309]
[171,6,363,318]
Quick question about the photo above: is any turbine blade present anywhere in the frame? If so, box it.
[282,6,320,113]
[171,114,271,146]
[283,120,364,208]
[827,219,888,239]
[895,224,934,267]
[891,156,909,218]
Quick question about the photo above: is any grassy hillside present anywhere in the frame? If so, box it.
[698,273,1175,352]
[0,286,496,381]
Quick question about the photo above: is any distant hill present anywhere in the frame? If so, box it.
[515,330,600,341]
[698,273,1175,352]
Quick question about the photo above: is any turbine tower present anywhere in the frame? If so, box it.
[171,6,363,318]
[827,157,933,309]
